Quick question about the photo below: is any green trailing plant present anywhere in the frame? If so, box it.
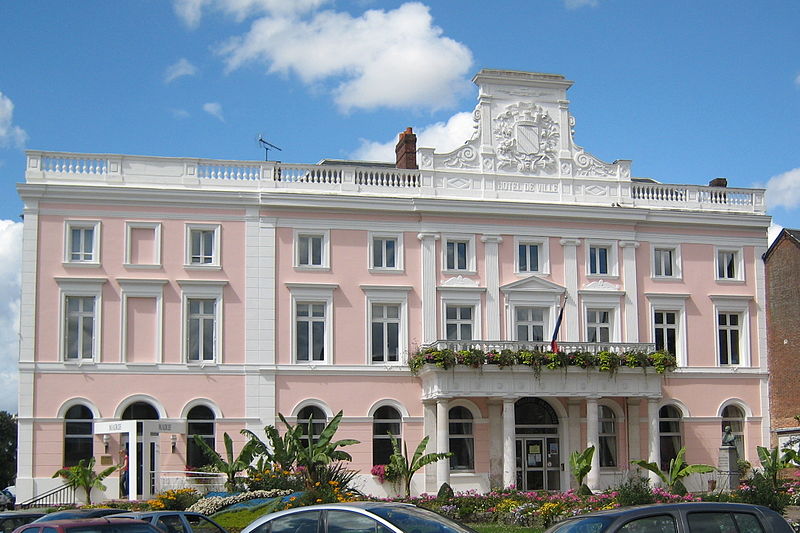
[279,410,359,489]
[52,457,118,505]
[194,432,257,491]
[568,446,595,495]
[388,434,453,498]
[241,423,300,472]
[597,351,621,373]
[631,447,715,495]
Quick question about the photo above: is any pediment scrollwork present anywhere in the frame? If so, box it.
[493,102,559,175]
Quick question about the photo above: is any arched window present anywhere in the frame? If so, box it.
[659,405,682,470]
[449,406,474,471]
[186,406,216,470]
[64,405,93,467]
[721,405,745,458]
[598,405,617,468]
[372,406,401,466]
[297,406,327,447]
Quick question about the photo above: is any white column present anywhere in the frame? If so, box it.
[423,401,437,492]
[436,399,450,488]
[586,397,600,490]
[619,241,640,342]
[627,398,641,462]
[418,233,440,344]
[488,400,503,488]
[567,399,581,489]
[560,239,581,341]
[481,235,503,340]
[502,399,516,488]
[647,398,661,485]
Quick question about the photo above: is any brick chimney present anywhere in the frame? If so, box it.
[709,177,728,187]
[395,127,418,169]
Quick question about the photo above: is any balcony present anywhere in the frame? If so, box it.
[411,340,669,401]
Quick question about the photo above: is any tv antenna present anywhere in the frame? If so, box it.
[256,134,282,161]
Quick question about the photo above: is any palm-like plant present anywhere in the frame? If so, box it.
[241,424,300,472]
[52,457,117,504]
[194,432,257,491]
[568,446,595,495]
[631,447,715,495]
[279,410,359,488]
[758,445,791,489]
[387,434,452,498]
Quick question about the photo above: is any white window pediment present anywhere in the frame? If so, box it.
[501,275,565,295]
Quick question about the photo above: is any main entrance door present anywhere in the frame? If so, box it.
[122,402,159,499]
[515,398,561,490]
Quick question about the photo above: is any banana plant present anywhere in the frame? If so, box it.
[631,447,715,495]
[568,446,595,495]
[387,434,452,498]
[757,445,792,489]
[194,432,257,491]
[241,423,301,472]
[53,457,118,505]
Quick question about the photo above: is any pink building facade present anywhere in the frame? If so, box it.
[16,69,771,502]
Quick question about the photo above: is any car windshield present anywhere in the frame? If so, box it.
[368,506,476,533]
[545,516,615,533]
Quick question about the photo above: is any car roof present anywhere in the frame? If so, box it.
[563,502,773,519]
[242,501,426,530]
[26,518,152,527]
[114,512,203,517]
[0,512,45,517]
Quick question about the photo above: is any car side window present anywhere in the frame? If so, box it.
[687,512,737,533]
[42,528,58,533]
[619,515,677,533]
[158,515,188,533]
[269,511,320,533]
[17,527,39,533]
[733,513,764,533]
[184,515,225,533]
[326,511,391,533]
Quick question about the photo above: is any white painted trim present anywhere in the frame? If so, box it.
[513,236,550,275]
[585,239,619,278]
[504,291,560,342]
[367,399,410,419]
[63,220,101,266]
[184,223,221,268]
[368,231,404,272]
[441,233,477,274]
[710,295,752,367]
[650,243,682,280]
[439,288,483,341]
[645,294,688,367]
[118,279,167,364]
[113,394,168,419]
[56,277,107,363]
[580,292,622,342]
[289,399,334,419]
[57,397,101,419]
[293,228,330,270]
[361,286,410,365]
[288,284,337,364]
[180,398,223,419]
[714,245,745,282]
[124,221,162,267]
[178,280,226,365]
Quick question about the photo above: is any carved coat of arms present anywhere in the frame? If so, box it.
[493,102,559,174]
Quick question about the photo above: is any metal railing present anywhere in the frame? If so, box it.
[421,340,656,354]
[17,484,75,509]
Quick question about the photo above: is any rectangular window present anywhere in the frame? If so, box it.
[654,248,674,277]
[518,243,540,273]
[70,227,95,262]
[65,296,95,359]
[372,237,397,269]
[718,312,741,365]
[586,309,610,343]
[296,303,325,361]
[446,240,469,271]
[589,246,609,275]
[515,307,545,342]
[371,304,400,363]
[717,250,739,280]
[654,311,678,355]
[187,299,216,361]
[298,234,324,267]
[446,305,473,341]
[190,229,215,265]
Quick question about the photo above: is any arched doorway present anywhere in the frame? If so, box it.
[515,397,560,490]
[122,401,159,498]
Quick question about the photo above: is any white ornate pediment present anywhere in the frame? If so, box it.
[582,279,621,291]
[441,275,480,287]
[501,275,565,294]
[493,102,559,175]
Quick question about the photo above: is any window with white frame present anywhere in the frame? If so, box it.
[585,241,618,277]
[446,305,473,341]
[57,278,106,362]
[514,237,550,275]
[65,221,100,264]
[373,405,402,465]
[442,235,475,272]
[370,233,402,271]
[64,404,94,467]
[586,309,611,343]
[297,405,327,447]
[448,406,474,471]
[654,310,678,355]
[653,246,680,278]
[185,224,220,267]
[659,405,682,471]
[589,245,609,275]
[296,231,328,268]
[716,248,743,281]
[721,405,745,458]
[515,306,545,342]
[598,405,617,468]
[125,222,161,267]
[718,312,742,365]
[289,284,336,364]
[179,280,225,364]
[371,304,400,363]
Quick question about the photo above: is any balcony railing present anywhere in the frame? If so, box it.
[421,340,656,354]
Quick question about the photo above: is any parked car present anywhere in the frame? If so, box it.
[111,512,226,533]
[33,510,128,523]
[14,518,162,533]
[543,502,793,533]
[242,502,476,533]
[0,511,46,533]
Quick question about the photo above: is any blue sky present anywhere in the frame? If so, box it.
[0,0,798,412]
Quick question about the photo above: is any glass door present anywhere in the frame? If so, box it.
[516,436,561,490]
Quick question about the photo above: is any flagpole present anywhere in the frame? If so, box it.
[550,293,567,353]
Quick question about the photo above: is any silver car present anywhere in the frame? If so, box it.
[242,502,476,533]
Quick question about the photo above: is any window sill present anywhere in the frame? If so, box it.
[651,275,683,281]
[714,278,745,284]
[368,267,405,274]
[63,359,96,366]
[184,264,222,271]
[62,262,101,268]
[443,269,477,276]
[124,263,163,270]
[294,266,331,272]
[586,274,619,279]
[187,361,219,367]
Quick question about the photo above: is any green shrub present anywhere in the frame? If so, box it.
[615,475,655,507]
[736,472,791,514]
[147,488,201,510]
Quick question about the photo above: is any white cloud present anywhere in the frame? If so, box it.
[0,92,27,149]
[174,0,328,28]
[795,73,800,87]
[218,2,473,111]
[768,221,783,246]
[170,108,191,119]
[764,167,800,210]
[564,0,598,8]
[352,111,475,161]
[165,58,199,83]
[203,102,225,121]
[0,220,22,414]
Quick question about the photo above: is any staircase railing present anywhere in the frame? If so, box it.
[17,484,75,509]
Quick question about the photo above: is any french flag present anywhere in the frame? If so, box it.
[550,295,566,352]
